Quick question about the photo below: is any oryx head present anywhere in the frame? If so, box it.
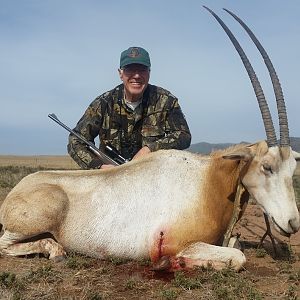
[205,7,300,236]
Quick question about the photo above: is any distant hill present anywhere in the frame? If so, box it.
[188,142,236,154]
[291,137,300,152]
[188,137,300,154]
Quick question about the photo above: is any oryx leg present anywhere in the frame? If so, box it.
[0,183,68,261]
[152,242,246,271]
[0,230,66,261]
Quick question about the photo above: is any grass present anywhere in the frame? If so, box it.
[206,268,262,300]
[288,269,300,281]
[65,252,94,270]
[158,267,263,300]
[160,288,178,300]
[0,166,50,189]
[156,267,264,299]
[25,264,62,284]
[173,270,203,290]
[0,272,19,289]
[0,250,298,299]
[0,155,78,169]
[293,174,300,206]
[87,292,103,300]
[285,284,298,300]
[0,271,24,300]
[255,248,267,258]
[107,255,132,266]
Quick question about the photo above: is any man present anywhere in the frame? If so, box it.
[68,46,191,169]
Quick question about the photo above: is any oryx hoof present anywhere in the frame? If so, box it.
[51,255,66,263]
[228,234,243,251]
[151,256,171,271]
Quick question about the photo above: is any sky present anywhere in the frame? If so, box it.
[1,0,300,155]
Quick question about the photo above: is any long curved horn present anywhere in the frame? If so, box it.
[203,6,277,147]
[223,8,289,147]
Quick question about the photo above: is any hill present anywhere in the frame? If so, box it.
[291,137,300,152]
[188,142,236,154]
[189,137,300,154]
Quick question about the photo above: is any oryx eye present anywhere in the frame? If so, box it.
[262,163,273,174]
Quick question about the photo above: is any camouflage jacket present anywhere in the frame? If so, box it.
[68,84,191,169]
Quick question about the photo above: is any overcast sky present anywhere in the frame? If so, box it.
[1,0,299,155]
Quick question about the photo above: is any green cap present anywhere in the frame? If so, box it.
[120,47,151,69]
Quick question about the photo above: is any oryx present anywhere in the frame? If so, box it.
[0,8,299,271]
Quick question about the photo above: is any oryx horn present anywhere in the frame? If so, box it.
[223,8,290,147]
[203,6,277,147]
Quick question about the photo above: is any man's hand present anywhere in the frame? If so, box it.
[132,146,151,160]
[100,146,151,168]
[100,164,116,169]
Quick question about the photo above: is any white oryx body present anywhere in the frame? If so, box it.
[0,142,299,271]
[57,150,209,258]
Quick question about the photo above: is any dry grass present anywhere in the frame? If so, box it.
[0,258,266,300]
[295,162,300,176]
[294,163,300,205]
[0,155,79,169]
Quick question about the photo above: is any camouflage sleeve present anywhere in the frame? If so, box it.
[67,98,104,169]
[145,99,191,152]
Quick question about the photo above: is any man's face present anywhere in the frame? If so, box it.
[118,64,150,101]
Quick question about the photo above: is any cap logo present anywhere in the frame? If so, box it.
[128,47,140,58]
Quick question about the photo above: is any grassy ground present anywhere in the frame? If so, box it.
[293,164,300,206]
[0,155,78,169]
[0,258,268,300]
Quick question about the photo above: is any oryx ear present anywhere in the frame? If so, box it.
[292,150,300,161]
[222,147,253,161]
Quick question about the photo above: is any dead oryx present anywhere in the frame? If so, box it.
[0,7,299,271]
